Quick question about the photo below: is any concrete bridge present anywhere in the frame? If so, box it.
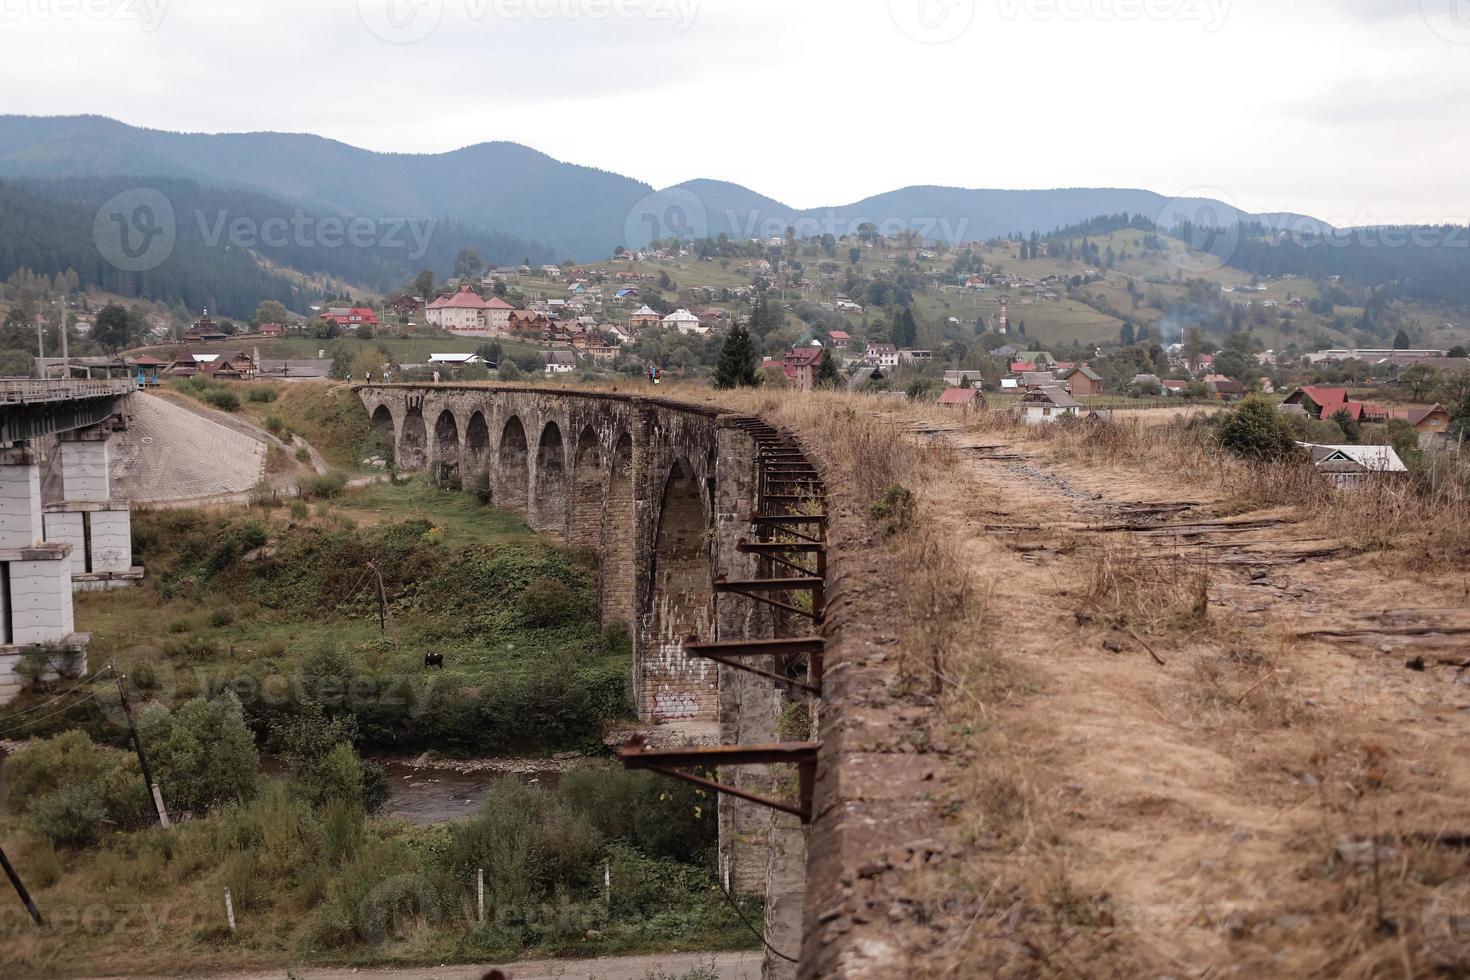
[358,383,823,977]
[0,380,141,701]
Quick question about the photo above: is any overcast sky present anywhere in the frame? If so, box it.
[2,0,1468,224]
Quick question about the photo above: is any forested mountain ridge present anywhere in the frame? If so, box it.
[0,176,556,318]
[1,116,1328,260]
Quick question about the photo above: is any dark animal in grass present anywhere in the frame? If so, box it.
[424,652,445,669]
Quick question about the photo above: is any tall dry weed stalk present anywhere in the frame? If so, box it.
[1086,540,1210,634]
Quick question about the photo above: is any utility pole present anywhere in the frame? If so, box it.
[113,667,170,829]
[57,296,68,384]
[34,311,45,379]
[369,561,389,638]
[0,846,43,927]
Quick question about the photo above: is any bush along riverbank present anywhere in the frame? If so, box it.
[0,482,756,974]
[4,482,633,757]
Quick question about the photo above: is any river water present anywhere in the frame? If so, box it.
[0,747,577,826]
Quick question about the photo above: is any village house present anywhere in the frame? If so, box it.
[543,351,577,375]
[484,295,516,334]
[942,370,984,389]
[828,330,852,347]
[507,310,553,343]
[662,309,706,335]
[258,322,285,338]
[1301,443,1407,489]
[184,310,229,342]
[865,343,899,369]
[426,286,490,332]
[783,346,825,391]
[898,349,933,365]
[570,333,619,364]
[937,387,985,411]
[1060,365,1103,397]
[387,295,425,316]
[1205,377,1247,401]
[1016,386,1081,424]
[629,305,662,332]
[321,306,379,330]
[427,353,487,370]
[1390,403,1453,448]
[201,350,259,380]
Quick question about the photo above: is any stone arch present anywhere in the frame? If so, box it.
[432,409,459,485]
[600,432,636,634]
[531,420,568,535]
[498,416,529,513]
[400,405,427,471]
[568,426,603,550]
[644,455,716,722]
[464,411,491,491]
[370,405,395,468]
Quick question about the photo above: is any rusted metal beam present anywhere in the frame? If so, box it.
[688,649,820,694]
[737,540,825,554]
[684,636,825,657]
[685,635,823,693]
[716,577,824,592]
[618,736,819,823]
[762,494,824,504]
[738,538,819,575]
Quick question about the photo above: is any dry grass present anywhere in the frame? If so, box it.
[1084,541,1210,636]
[654,384,1470,977]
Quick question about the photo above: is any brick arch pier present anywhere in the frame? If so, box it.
[356,384,911,980]
[358,384,748,723]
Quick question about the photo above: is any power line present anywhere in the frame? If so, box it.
[0,665,112,721]
[0,690,100,739]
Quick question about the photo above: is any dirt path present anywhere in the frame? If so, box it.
[892,419,1470,977]
[135,951,758,980]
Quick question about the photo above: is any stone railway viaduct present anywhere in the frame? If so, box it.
[359,384,917,980]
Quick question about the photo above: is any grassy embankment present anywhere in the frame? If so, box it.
[0,461,752,974]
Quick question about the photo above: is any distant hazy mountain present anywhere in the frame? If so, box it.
[0,115,1330,261]
[0,115,643,260]
[0,175,557,318]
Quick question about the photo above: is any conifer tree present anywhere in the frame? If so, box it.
[714,322,760,389]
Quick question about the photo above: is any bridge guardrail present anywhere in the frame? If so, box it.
[0,380,136,404]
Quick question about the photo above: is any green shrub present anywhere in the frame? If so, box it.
[162,635,222,661]
[209,607,235,628]
[248,386,279,403]
[1213,396,1300,462]
[295,445,312,463]
[264,413,285,435]
[870,482,916,536]
[555,768,714,864]
[519,575,580,627]
[137,693,259,816]
[290,499,309,520]
[32,783,107,847]
[203,388,241,412]
[298,472,347,500]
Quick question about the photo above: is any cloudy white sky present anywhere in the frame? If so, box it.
[2,0,1468,224]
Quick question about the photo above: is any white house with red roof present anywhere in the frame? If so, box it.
[426,285,491,333]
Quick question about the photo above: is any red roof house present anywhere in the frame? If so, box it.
[937,387,983,409]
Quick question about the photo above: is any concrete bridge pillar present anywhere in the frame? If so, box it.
[42,424,141,590]
[0,443,88,703]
